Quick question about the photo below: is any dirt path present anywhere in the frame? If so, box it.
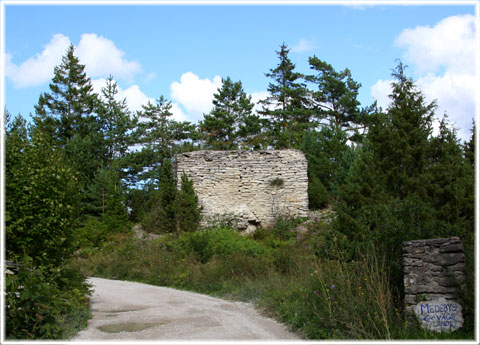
[72,277,301,341]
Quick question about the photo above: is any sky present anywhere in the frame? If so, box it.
[2,0,478,141]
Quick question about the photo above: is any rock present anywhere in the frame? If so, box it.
[413,297,463,333]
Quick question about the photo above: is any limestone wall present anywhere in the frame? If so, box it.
[175,150,309,232]
[403,237,465,312]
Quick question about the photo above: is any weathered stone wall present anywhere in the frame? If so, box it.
[175,150,309,232]
[403,237,465,312]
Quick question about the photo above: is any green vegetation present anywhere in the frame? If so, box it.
[5,43,474,340]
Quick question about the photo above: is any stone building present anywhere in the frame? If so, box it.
[175,150,309,232]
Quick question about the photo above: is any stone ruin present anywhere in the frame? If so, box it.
[403,237,466,332]
[175,150,309,232]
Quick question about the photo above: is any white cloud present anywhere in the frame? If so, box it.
[371,14,477,141]
[291,39,318,53]
[249,90,270,113]
[92,78,154,113]
[6,33,141,88]
[395,14,475,74]
[170,103,188,122]
[76,33,141,81]
[5,33,70,88]
[417,72,476,141]
[370,79,393,111]
[170,72,222,123]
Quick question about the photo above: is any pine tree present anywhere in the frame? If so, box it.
[200,77,258,150]
[134,96,194,184]
[175,172,202,232]
[260,43,312,148]
[306,56,367,136]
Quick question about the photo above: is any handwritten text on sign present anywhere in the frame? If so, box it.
[414,297,463,332]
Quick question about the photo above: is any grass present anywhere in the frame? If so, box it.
[69,218,475,340]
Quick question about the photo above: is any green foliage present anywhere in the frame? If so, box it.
[306,56,362,130]
[200,76,260,150]
[260,43,313,149]
[33,44,98,147]
[333,63,475,297]
[140,159,177,233]
[6,120,80,268]
[308,175,329,210]
[5,258,90,340]
[301,123,349,189]
[72,213,474,340]
[133,96,195,184]
[97,75,135,162]
[269,177,285,187]
[75,217,109,248]
[175,172,202,232]
[179,227,271,263]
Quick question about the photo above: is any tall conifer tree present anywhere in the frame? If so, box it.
[34,44,98,146]
[200,77,259,150]
[260,43,312,148]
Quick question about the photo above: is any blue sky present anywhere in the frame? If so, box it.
[2,1,478,141]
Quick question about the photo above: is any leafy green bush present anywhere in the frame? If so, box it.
[5,258,90,340]
[6,126,80,268]
[180,227,271,263]
[75,217,109,248]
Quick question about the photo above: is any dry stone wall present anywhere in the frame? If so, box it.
[176,150,309,232]
[403,237,465,332]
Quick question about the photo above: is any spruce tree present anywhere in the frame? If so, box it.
[175,172,202,232]
[33,44,98,146]
[97,76,135,163]
[32,44,106,214]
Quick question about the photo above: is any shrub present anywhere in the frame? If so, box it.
[180,228,271,263]
[75,217,109,248]
[308,175,329,210]
[5,258,90,340]
[175,172,202,232]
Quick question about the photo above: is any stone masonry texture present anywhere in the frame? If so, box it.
[175,150,309,232]
[403,237,465,312]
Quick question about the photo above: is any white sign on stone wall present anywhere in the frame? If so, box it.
[414,297,463,333]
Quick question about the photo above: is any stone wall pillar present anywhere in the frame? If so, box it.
[402,237,465,332]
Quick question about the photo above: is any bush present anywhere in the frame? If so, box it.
[180,227,271,263]
[308,176,329,210]
[176,172,202,232]
[5,258,90,340]
[75,217,109,248]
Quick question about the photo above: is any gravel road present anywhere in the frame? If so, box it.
[72,277,301,341]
